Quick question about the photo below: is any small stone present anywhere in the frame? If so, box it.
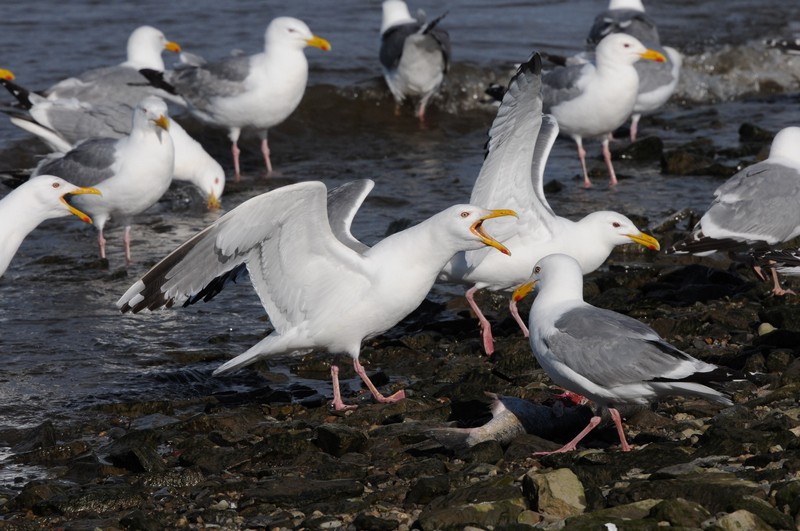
[758,323,776,336]
[314,423,368,457]
[715,509,773,531]
[523,467,587,518]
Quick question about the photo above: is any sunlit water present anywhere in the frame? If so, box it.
[0,0,799,463]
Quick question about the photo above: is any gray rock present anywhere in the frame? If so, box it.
[523,467,587,518]
[314,423,369,457]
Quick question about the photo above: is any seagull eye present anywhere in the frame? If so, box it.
[534,266,541,273]
[52,182,60,189]
[214,177,220,184]
[623,43,630,48]
[612,222,621,228]
[460,212,470,218]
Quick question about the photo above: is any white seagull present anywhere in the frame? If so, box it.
[515,253,736,453]
[379,0,451,121]
[669,126,800,296]
[440,54,660,355]
[116,180,516,410]
[32,96,175,264]
[0,175,100,278]
[542,33,666,187]
[162,17,330,181]
[1,80,223,208]
[587,0,682,142]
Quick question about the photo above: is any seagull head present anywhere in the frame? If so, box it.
[442,205,516,255]
[133,96,170,139]
[266,17,331,52]
[125,26,181,71]
[768,126,800,165]
[27,175,101,224]
[580,211,660,251]
[597,33,666,66]
[381,0,416,33]
[513,253,584,302]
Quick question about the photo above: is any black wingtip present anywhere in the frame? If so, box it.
[138,68,179,96]
[0,78,34,110]
[520,52,542,77]
[422,10,449,34]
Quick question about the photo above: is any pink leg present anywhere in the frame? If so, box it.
[533,416,602,455]
[608,407,632,452]
[553,389,588,406]
[466,285,495,355]
[97,229,107,259]
[330,365,357,411]
[602,135,618,187]
[575,138,592,188]
[353,358,405,404]
[232,142,241,183]
[123,226,132,265]
[769,264,795,296]
[260,135,273,177]
[630,114,641,143]
[509,298,529,338]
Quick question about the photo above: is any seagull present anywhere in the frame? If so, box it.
[514,253,736,453]
[160,17,330,181]
[587,0,682,142]
[379,0,451,121]
[32,96,174,264]
[542,33,666,187]
[116,180,516,410]
[39,25,182,105]
[0,175,100,278]
[440,54,660,355]
[668,126,800,296]
[0,79,223,208]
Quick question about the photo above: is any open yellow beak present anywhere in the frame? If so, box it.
[153,115,170,130]
[627,232,661,251]
[512,280,537,302]
[207,192,221,210]
[471,209,517,256]
[164,41,181,53]
[306,35,331,51]
[640,49,666,63]
[0,69,14,81]
[61,187,102,224]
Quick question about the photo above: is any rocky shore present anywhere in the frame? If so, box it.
[2,127,800,530]
[2,218,800,531]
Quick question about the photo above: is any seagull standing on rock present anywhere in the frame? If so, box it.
[514,253,738,453]
[117,180,516,410]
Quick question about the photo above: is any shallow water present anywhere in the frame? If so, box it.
[0,0,799,475]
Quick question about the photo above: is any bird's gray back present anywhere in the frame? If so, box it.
[35,137,118,186]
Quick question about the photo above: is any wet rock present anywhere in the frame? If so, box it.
[34,484,147,516]
[733,495,795,530]
[241,477,364,506]
[13,440,90,466]
[563,499,661,529]
[11,421,57,453]
[11,480,70,512]
[523,467,587,518]
[352,513,399,531]
[617,136,664,162]
[416,475,525,530]
[715,509,774,531]
[648,498,712,527]
[772,480,800,518]
[662,140,715,175]
[119,509,162,531]
[739,122,774,143]
[108,442,165,473]
[405,474,451,506]
[314,423,368,457]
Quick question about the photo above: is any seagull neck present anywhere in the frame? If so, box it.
[367,219,459,273]
[0,189,51,269]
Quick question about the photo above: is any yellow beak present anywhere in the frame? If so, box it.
[640,49,666,63]
[471,209,517,256]
[627,232,661,251]
[164,41,181,53]
[306,35,331,51]
[512,280,537,302]
[153,115,170,130]
[207,192,221,210]
[61,187,102,224]
[0,69,14,81]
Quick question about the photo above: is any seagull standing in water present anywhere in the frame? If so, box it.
[162,17,330,181]
[117,180,516,410]
[515,254,736,453]
[587,0,682,142]
[440,54,659,355]
[379,0,451,121]
[0,175,100,278]
[32,96,174,264]
[542,33,665,187]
